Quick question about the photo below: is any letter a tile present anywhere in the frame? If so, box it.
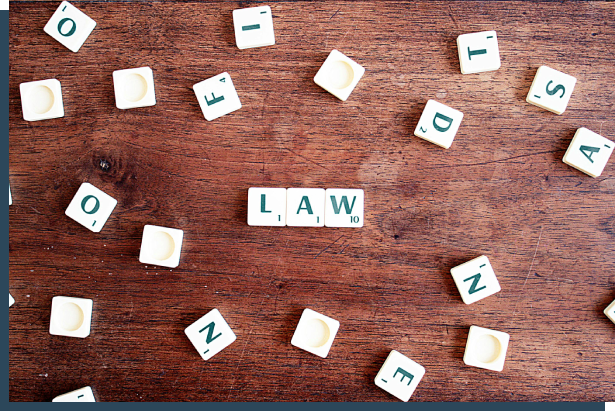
[286,188,325,227]
[563,127,614,178]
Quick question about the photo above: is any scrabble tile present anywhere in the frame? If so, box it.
[19,79,64,122]
[193,72,242,121]
[463,325,510,372]
[314,49,365,101]
[286,188,325,227]
[65,182,117,233]
[233,5,275,50]
[450,255,501,304]
[247,187,286,226]
[605,300,615,324]
[113,67,156,109]
[9,185,11,205]
[9,293,14,307]
[291,308,339,358]
[375,350,426,402]
[563,127,614,178]
[49,296,93,338]
[52,386,96,402]
[526,66,577,115]
[43,1,96,53]
[139,225,184,268]
[324,188,364,228]
[184,308,236,361]
[413,100,464,149]
[457,30,501,74]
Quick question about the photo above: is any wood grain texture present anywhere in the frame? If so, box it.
[8,0,615,402]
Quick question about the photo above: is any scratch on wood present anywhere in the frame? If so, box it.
[315,235,345,258]
[426,150,561,170]
[448,5,459,28]
[513,227,544,317]
[226,297,266,399]
[522,227,544,289]
[283,148,329,170]
[330,8,341,20]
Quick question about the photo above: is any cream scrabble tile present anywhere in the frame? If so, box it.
[193,72,242,121]
[375,350,426,402]
[413,100,464,149]
[286,188,325,227]
[324,188,364,228]
[463,325,510,372]
[233,5,275,49]
[247,187,287,226]
[113,67,156,109]
[49,296,93,338]
[185,309,236,361]
[44,1,96,53]
[457,30,501,74]
[9,293,14,307]
[563,127,614,178]
[314,49,365,101]
[291,308,340,358]
[139,225,184,268]
[52,386,96,402]
[450,255,501,304]
[526,66,577,115]
[19,79,64,122]
[605,300,615,324]
[9,185,11,205]
[65,182,117,233]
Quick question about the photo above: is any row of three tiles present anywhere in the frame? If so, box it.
[247,187,364,227]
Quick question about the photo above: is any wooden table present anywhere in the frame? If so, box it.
[9,0,615,402]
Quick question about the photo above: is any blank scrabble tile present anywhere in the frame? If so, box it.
[605,300,615,324]
[526,66,577,115]
[185,308,236,361]
[375,350,426,402]
[52,386,96,402]
[43,1,96,53]
[563,128,614,178]
[49,296,93,338]
[113,67,156,109]
[457,30,501,74]
[9,293,14,307]
[233,5,275,50]
[413,100,464,149]
[193,72,242,121]
[291,308,339,358]
[286,188,325,227]
[247,187,286,226]
[19,79,64,122]
[139,225,184,268]
[324,188,364,228]
[9,186,11,205]
[450,255,501,304]
[65,182,117,233]
[314,50,365,101]
[463,325,510,372]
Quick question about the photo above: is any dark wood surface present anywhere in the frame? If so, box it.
[8,0,615,402]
